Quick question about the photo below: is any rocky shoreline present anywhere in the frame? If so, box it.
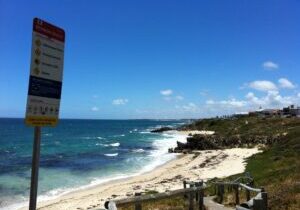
[150,126,174,133]
[150,123,285,154]
[168,133,283,153]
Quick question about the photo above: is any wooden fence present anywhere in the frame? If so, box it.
[104,180,206,210]
[104,173,268,210]
[214,173,268,210]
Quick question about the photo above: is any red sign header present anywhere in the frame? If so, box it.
[33,18,65,42]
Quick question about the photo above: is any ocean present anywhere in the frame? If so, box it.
[0,118,188,209]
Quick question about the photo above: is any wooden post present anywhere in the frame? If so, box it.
[189,190,194,210]
[184,180,188,199]
[219,184,224,204]
[134,192,142,210]
[261,192,268,210]
[253,198,263,210]
[195,182,199,201]
[29,126,41,210]
[246,189,250,201]
[198,188,204,210]
[214,184,217,195]
[234,185,239,205]
[189,183,194,210]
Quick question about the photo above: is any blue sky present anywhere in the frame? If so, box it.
[0,0,299,119]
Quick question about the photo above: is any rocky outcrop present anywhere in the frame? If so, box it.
[169,133,282,153]
[151,127,174,133]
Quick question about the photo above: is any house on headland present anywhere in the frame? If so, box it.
[283,105,300,117]
[248,105,300,118]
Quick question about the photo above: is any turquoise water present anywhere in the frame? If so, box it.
[0,118,187,209]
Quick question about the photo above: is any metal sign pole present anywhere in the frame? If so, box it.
[26,18,65,209]
[29,126,41,210]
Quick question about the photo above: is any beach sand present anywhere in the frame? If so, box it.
[25,145,260,210]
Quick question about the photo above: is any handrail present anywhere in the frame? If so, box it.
[214,181,239,186]
[111,184,206,205]
[239,183,262,193]
[214,182,261,192]
[213,173,254,186]
[232,176,253,183]
[212,172,267,210]
[105,181,206,210]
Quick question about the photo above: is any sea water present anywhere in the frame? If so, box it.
[0,118,188,209]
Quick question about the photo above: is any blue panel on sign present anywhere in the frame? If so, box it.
[28,76,62,99]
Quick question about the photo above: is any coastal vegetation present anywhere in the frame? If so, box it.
[120,116,300,209]
[182,116,300,209]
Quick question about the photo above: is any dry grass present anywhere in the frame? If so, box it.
[211,117,300,209]
[117,195,205,210]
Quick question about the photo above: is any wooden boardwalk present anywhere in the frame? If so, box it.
[204,196,234,210]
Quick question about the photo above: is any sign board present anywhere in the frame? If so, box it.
[25,18,65,126]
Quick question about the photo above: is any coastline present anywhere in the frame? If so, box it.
[20,145,260,210]
[14,131,187,210]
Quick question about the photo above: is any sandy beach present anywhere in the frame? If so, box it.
[24,142,260,210]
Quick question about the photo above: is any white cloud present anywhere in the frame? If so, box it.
[245,92,255,99]
[206,98,246,108]
[245,92,262,105]
[160,89,173,96]
[203,90,299,116]
[189,102,196,107]
[182,103,198,111]
[262,61,279,70]
[262,91,293,107]
[220,99,247,108]
[91,106,99,111]
[245,91,297,109]
[206,100,215,105]
[249,80,277,92]
[278,78,296,89]
[175,102,198,112]
[112,98,128,105]
[175,95,184,100]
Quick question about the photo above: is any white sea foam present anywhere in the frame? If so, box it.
[97,136,104,139]
[104,153,118,157]
[110,142,120,147]
[139,131,150,134]
[129,129,138,133]
[132,149,145,153]
[95,142,120,147]
[138,131,188,174]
